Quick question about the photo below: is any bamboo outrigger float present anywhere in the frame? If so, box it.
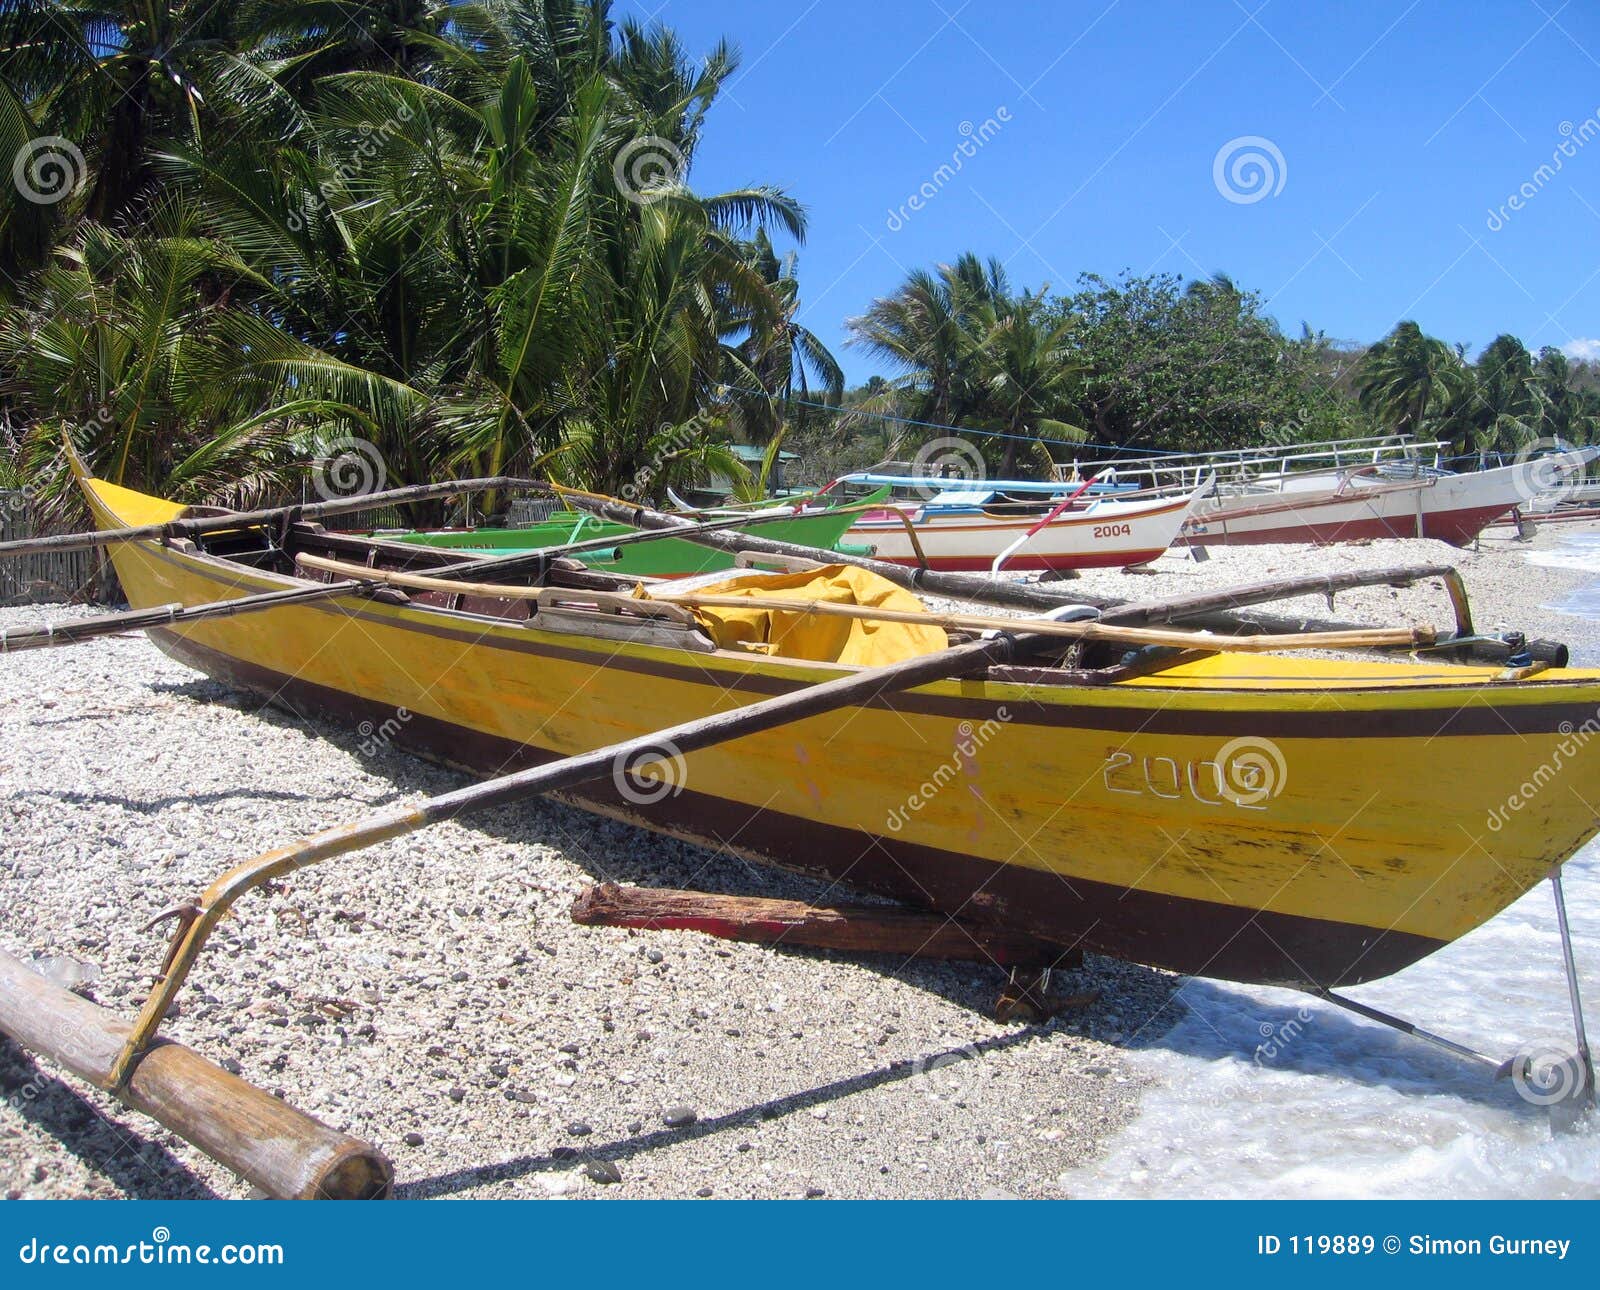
[1,458,1595,1195]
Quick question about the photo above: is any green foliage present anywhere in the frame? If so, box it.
[0,0,841,512]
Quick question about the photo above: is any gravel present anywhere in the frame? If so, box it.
[1,522,1589,1200]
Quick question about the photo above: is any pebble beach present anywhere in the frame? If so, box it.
[2,521,1596,1200]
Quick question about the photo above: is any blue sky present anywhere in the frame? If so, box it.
[620,0,1600,386]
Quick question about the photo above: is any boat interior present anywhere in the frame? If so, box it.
[180,514,1183,683]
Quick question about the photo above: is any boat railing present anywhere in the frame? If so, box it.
[1060,435,1449,496]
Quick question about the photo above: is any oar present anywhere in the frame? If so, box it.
[106,630,1039,1088]
[989,471,1103,574]
[0,578,386,653]
[654,590,1436,654]
[0,475,543,559]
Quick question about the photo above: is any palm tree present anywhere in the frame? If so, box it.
[846,254,1082,473]
[0,0,842,509]
[973,290,1085,474]
[1356,321,1459,438]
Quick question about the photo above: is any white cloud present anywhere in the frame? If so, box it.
[1561,338,1600,362]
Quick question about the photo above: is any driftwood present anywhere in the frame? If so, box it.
[0,950,391,1199]
[570,883,1071,966]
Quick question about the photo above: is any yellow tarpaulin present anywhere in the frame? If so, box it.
[646,564,948,666]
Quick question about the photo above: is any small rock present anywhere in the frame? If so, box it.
[450,970,468,983]
[695,1186,713,1198]
[645,950,664,965]
[584,1160,622,1185]
[220,1057,244,1076]
[805,1186,825,1199]
[559,1042,581,1055]
[448,1087,466,1103]
[551,1146,580,1161]
[662,1105,698,1128]
[402,1132,425,1148]
[566,1121,593,1137]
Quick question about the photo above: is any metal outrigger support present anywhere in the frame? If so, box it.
[1301,866,1595,1134]
[1548,868,1596,1129]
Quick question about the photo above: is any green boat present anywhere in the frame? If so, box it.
[389,497,877,578]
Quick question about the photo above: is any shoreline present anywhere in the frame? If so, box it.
[2,522,1598,1199]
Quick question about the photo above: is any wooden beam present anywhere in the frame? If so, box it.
[571,883,1069,966]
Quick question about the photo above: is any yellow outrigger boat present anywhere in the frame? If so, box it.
[61,469,1600,989]
[1,460,1596,1196]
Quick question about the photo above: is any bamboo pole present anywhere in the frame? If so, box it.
[106,632,1034,1089]
[0,579,383,653]
[0,475,544,559]
[654,590,1435,654]
[0,950,391,1199]
[552,491,1561,665]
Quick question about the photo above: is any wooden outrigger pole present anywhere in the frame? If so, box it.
[0,628,1055,1196]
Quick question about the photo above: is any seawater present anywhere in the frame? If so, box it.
[1061,534,1600,1199]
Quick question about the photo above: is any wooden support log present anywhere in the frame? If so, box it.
[570,883,1072,967]
[0,950,391,1199]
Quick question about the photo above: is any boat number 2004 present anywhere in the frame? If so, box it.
[1102,739,1288,810]
[1092,522,1133,539]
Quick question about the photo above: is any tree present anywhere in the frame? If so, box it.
[1356,321,1460,440]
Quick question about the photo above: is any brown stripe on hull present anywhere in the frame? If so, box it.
[146,629,1444,988]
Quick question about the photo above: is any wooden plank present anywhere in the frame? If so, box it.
[570,883,1068,966]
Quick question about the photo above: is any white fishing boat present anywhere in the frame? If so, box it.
[1050,436,1598,548]
[818,473,1209,572]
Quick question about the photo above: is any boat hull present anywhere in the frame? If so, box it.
[79,478,1600,990]
[1183,457,1574,547]
[843,493,1196,571]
